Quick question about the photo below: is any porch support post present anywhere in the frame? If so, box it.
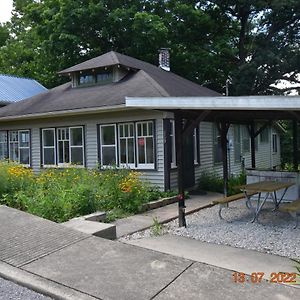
[175,112,186,227]
[219,122,230,197]
[250,122,256,169]
[293,120,299,171]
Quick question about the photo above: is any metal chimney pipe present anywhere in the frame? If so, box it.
[158,48,170,71]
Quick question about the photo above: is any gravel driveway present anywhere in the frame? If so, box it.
[121,201,300,259]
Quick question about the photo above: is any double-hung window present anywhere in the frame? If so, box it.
[170,120,176,168]
[136,121,154,169]
[100,124,117,166]
[99,120,155,169]
[0,130,30,165]
[42,126,84,167]
[0,131,8,160]
[118,123,135,168]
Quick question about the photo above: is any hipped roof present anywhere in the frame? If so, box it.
[0,51,219,120]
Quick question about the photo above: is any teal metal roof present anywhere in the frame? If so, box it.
[0,74,47,105]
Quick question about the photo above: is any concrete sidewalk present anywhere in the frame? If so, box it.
[114,192,219,237]
[0,205,299,300]
[125,234,300,287]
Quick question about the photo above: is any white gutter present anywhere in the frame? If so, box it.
[0,104,128,122]
[125,96,300,111]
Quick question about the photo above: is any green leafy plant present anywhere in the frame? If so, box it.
[198,171,246,196]
[150,217,163,236]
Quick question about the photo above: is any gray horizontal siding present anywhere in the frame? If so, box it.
[0,109,165,189]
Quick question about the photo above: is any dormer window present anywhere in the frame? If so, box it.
[79,74,94,85]
[77,69,112,87]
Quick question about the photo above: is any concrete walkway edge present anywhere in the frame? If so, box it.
[0,261,99,300]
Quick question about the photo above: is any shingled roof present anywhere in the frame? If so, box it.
[0,51,219,120]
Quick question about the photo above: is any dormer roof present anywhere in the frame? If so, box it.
[0,51,220,120]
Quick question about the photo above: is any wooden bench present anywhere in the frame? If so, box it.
[213,192,257,220]
[279,199,300,229]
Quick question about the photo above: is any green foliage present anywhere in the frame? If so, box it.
[150,217,163,236]
[1,0,300,95]
[198,171,246,196]
[0,162,170,223]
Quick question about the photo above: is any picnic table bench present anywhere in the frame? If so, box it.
[213,192,257,220]
[279,198,300,229]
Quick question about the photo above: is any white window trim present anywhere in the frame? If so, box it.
[0,130,8,160]
[69,126,85,167]
[100,124,118,167]
[6,130,30,166]
[118,123,136,169]
[42,126,85,168]
[170,120,176,168]
[193,127,199,165]
[18,130,30,167]
[57,127,70,167]
[136,121,155,169]
[42,128,57,167]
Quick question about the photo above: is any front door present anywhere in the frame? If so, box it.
[183,131,195,188]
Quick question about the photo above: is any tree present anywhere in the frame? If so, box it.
[0,0,300,95]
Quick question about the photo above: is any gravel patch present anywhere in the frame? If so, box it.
[0,277,52,300]
[120,201,300,259]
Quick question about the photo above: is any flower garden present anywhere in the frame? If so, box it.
[0,161,174,223]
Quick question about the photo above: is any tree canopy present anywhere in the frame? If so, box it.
[0,0,300,95]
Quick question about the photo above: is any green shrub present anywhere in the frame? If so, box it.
[198,171,246,196]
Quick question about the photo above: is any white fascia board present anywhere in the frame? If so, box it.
[0,104,128,122]
[126,96,300,111]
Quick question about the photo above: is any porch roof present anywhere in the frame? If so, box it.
[125,96,300,122]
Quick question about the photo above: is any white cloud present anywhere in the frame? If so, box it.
[0,0,13,23]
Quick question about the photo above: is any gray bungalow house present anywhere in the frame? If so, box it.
[0,51,281,190]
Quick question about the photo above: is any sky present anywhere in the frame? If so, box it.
[0,0,13,23]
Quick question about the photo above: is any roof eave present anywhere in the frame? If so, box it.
[0,104,128,122]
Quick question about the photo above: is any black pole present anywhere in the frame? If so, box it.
[175,113,186,227]
[250,122,256,169]
[220,122,229,196]
[293,120,299,171]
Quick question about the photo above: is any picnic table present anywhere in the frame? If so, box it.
[239,180,295,223]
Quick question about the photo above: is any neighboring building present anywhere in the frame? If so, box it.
[0,51,281,190]
[0,74,47,107]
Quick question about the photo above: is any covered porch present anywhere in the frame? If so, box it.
[126,95,300,227]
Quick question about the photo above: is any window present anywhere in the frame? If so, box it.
[272,133,278,153]
[136,121,154,168]
[213,124,222,163]
[78,71,112,87]
[0,131,8,160]
[99,120,155,169]
[42,129,56,165]
[42,127,84,167]
[79,74,95,86]
[170,120,176,167]
[118,123,135,167]
[96,72,112,84]
[19,130,30,165]
[193,127,200,165]
[0,130,30,165]
[100,124,117,166]
[234,125,241,162]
